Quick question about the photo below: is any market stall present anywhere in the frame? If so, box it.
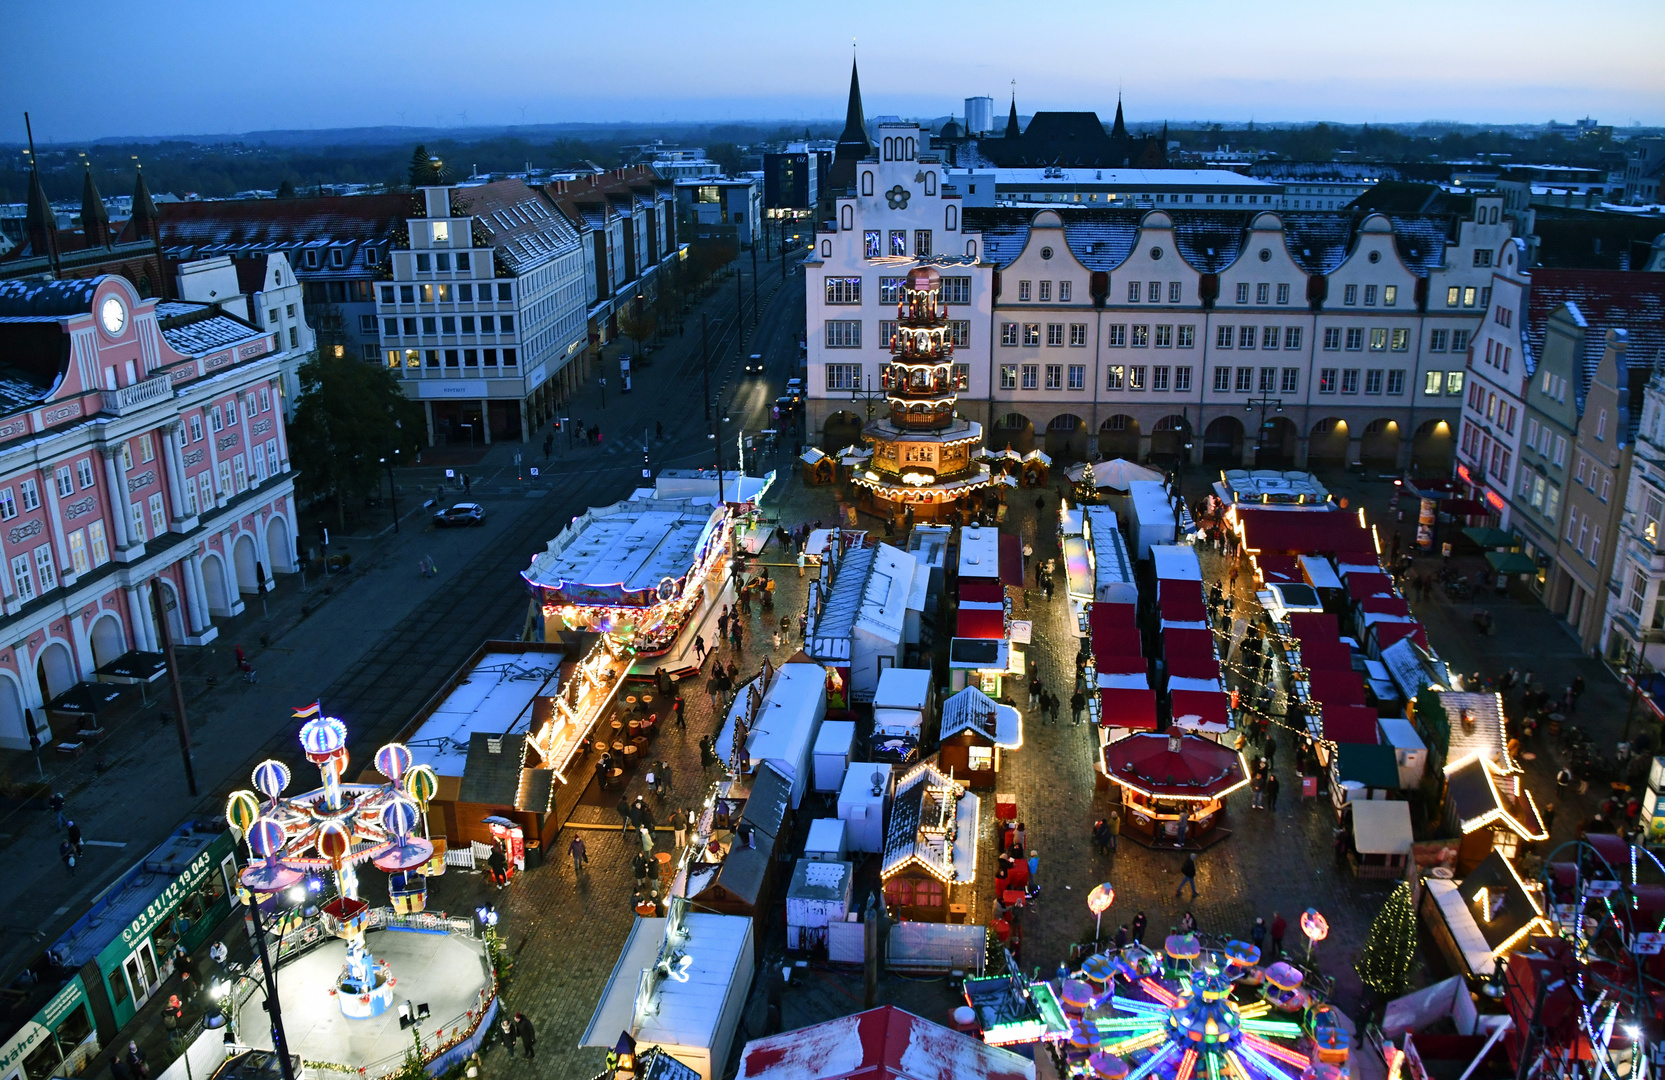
[1348,798,1413,879]
[937,685,1022,787]
[881,764,979,922]
[1102,730,1249,848]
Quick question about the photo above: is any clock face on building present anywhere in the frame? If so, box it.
[99,296,126,336]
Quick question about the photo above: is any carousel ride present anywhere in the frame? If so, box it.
[1053,933,1348,1080]
[228,717,440,1020]
[1519,834,1665,1078]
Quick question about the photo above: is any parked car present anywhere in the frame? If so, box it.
[744,354,765,375]
[433,502,485,528]
[784,377,804,403]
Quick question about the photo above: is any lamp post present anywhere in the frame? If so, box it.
[379,450,400,533]
[247,893,299,1080]
[1243,394,1285,468]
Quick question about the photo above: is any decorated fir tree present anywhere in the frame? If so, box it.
[1355,882,1418,997]
[1074,460,1100,505]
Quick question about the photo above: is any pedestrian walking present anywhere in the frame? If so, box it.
[1175,853,1198,899]
[636,797,655,833]
[1265,772,1281,810]
[1114,924,1130,951]
[1270,912,1286,958]
[672,809,689,848]
[1070,690,1085,725]
[618,796,634,834]
[126,1044,148,1080]
[110,1055,135,1080]
[1092,818,1109,856]
[639,824,655,855]
[672,691,686,730]
[1013,821,1028,854]
[658,761,672,796]
[1265,735,1278,768]
[568,836,588,875]
[1250,917,1267,951]
[1107,809,1121,852]
[1250,771,1264,809]
[498,1016,517,1058]
[1131,911,1147,943]
[50,791,66,830]
[60,840,76,875]
[516,1013,536,1060]
[66,821,82,857]
[699,734,716,767]
[486,843,507,888]
[1026,849,1040,897]
[694,634,706,662]
[462,474,471,495]
[1028,673,1041,709]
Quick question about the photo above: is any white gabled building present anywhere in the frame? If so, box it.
[807,108,1516,473]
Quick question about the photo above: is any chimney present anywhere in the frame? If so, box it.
[1166,729,1183,754]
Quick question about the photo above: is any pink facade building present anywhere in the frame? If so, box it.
[0,274,299,749]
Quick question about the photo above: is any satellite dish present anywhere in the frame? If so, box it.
[870,770,884,797]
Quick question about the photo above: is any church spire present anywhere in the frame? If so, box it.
[1005,92,1020,140]
[22,113,59,274]
[837,55,869,155]
[1111,95,1129,140]
[81,163,111,249]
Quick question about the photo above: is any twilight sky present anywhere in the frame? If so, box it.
[6,0,1663,142]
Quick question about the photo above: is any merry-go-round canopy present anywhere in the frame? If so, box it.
[1101,730,1250,801]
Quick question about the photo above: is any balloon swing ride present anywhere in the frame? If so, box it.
[228,716,439,1020]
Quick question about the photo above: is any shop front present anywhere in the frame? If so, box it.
[49,827,239,1039]
[0,977,98,1080]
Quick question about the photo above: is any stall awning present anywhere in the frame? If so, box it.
[998,534,1025,587]
[1098,687,1158,731]
[1256,554,1302,585]
[1486,550,1537,575]
[1321,704,1381,745]
[1163,627,1216,665]
[1333,742,1401,790]
[1346,573,1395,602]
[960,581,1005,605]
[1359,595,1413,618]
[1158,592,1207,624]
[1306,669,1367,709]
[957,607,1007,640]
[1442,499,1488,517]
[1236,507,1371,555]
[1297,640,1354,673]
[1157,579,1204,607]
[93,650,167,684]
[1287,612,1340,641]
[1463,526,1515,548]
[1167,653,1220,682]
[1092,627,1143,661]
[1089,603,1137,638]
[1096,653,1147,677]
[1170,689,1231,733]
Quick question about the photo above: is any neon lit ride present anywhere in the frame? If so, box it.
[229,719,434,1020]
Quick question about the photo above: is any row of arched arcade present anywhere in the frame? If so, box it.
[820,410,1452,472]
[0,513,298,751]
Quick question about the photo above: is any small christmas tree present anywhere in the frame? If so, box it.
[1074,461,1100,505]
[1355,882,1418,997]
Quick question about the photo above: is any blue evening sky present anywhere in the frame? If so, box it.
[5,0,1662,142]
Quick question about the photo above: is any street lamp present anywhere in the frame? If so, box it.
[379,450,401,533]
[1243,394,1285,467]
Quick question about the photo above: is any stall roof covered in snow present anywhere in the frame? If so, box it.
[939,685,1022,749]
[736,1004,1034,1080]
[806,544,918,658]
[1349,799,1413,857]
[741,663,827,779]
[524,497,720,593]
[402,652,560,777]
[581,911,753,1055]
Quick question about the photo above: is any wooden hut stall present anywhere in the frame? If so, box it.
[937,686,1022,787]
[1347,799,1413,879]
[684,765,792,925]
[1420,851,1552,985]
[800,447,835,485]
[881,764,980,923]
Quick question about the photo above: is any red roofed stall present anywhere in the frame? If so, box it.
[1101,730,1249,848]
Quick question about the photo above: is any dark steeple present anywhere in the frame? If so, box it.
[24,161,59,269]
[828,56,872,195]
[1005,94,1021,140]
[1111,96,1128,140]
[81,164,110,249]
[130,165,159,244]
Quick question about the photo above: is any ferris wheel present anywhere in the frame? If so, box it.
[1526,836,1665,1080]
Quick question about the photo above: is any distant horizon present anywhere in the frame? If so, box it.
[4,0,1662,143]
[9,113,1663,151]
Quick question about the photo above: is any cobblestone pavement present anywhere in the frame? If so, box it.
[435,460,1663,1079]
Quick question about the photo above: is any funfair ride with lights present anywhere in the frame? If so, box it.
[1052,934,1348,1080]
[228,716,438,1020]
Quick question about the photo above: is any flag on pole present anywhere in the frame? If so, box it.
[292,702,321,720]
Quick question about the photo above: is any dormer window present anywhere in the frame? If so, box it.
[330,248,345,267]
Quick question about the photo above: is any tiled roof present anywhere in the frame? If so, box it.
[155,302,266,356]
[454,180,580,274]
[1061,217,1139,271]
[881,764,962,879]
[1385,215,1454,275]
[1525,270,1665,398]
[1281,214,1357,274]
[1171,211,1248,272]
[157,193,410,277]
[0,279,98,317]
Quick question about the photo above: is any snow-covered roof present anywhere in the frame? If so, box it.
[736,1005,1034,1080]
[403,652,560,777]
[939,686,1022,749]
[524,497,720,594]
[806,544,918,657]
[993,167,1277,189]
[957,525,1000,579]
[882,764,978,883]
[1439,691,1513,770]
[581,911,753,1054]
[158,307,267,356]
